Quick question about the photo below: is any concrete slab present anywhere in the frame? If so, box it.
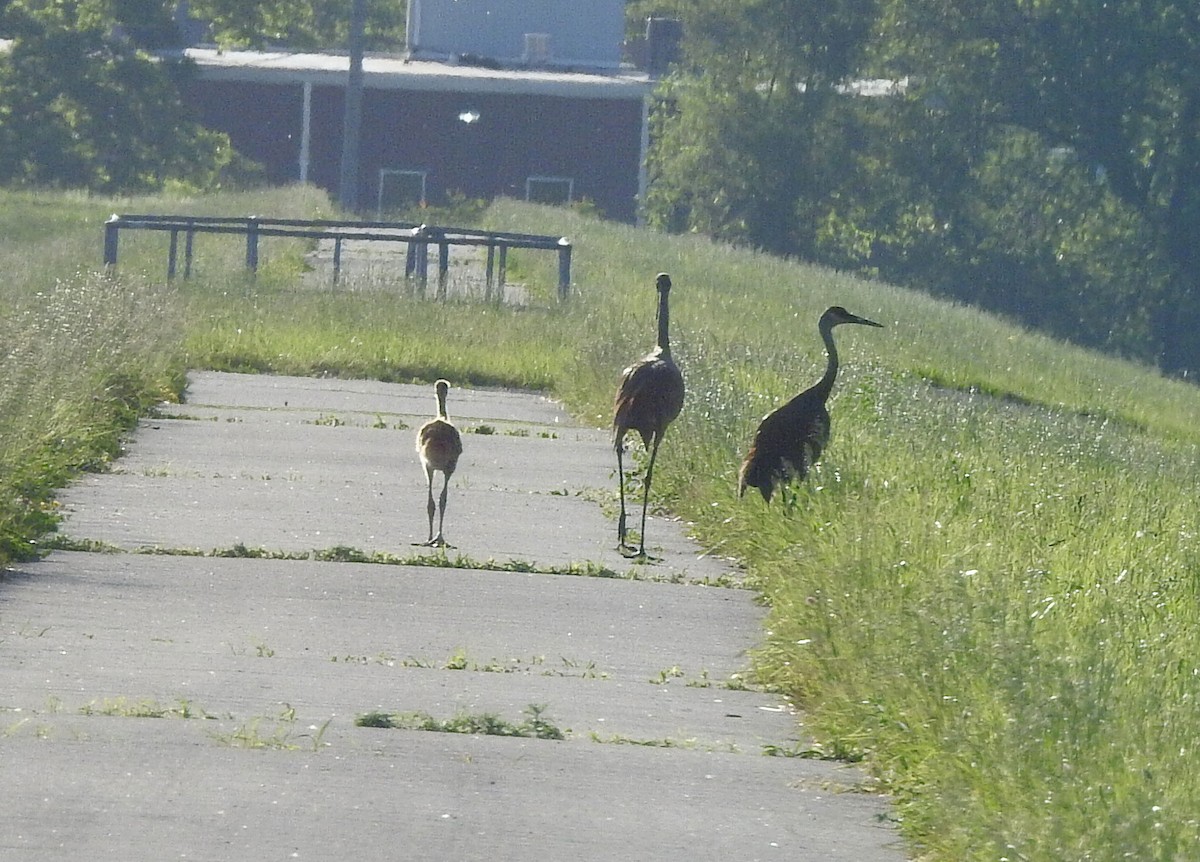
[1,371,908,860]
[63,371,734,579]
[3,553,780,747]
[2,717,900,862]
[180,370,569,424]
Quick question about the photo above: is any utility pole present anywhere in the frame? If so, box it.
[339,0,367,212]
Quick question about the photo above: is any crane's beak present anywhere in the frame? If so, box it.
[852,313,884,328]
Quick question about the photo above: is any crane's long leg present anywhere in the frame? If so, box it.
[632,432,663,558]
[433,471,453,547]
[616,438,631,550]
[424,467,437,544]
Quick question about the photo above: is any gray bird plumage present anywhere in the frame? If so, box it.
[738,306,882,503]
[415,379,463,546]
[613,273,685,557]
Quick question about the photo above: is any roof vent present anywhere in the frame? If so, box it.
[523,32,551,65]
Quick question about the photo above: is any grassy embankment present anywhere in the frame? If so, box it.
[0,185,332,564]
[4,185,1200,860]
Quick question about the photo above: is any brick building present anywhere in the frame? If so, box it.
[176,1,674,222]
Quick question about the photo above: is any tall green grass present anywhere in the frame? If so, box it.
[184,285,575,389]
[482,201,1200,859]
[0,185,328,564]
[5,186,1200,859]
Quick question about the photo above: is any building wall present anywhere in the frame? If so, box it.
[182,78,645,222]
[185,81,306,186]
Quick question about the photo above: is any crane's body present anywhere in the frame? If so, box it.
[416,379,463,546]
[613,273,684,557]
[739,306,882,503]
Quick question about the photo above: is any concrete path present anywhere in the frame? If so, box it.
[1,371,908,861]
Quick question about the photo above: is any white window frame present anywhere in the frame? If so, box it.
[525,175,574,206]
[378,169,428,215]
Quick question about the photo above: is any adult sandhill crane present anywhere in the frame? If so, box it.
[415,379,463,547]
[613,272,685,557]
[738,306,882,503]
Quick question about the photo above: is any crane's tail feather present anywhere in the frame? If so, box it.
[739,448,812,504]
[738,452,779,503]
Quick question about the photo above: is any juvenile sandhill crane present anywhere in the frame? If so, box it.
[739,306,882,503]
[613,272,685,557]
[415,379,463,547]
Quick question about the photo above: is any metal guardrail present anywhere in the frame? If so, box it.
[102,214,574,300]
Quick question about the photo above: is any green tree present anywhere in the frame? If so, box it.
[875,0,1200,370]
[645,0,1198,371]
[0,1,252,191]
[186,0,406,51]
[644,0,879,254]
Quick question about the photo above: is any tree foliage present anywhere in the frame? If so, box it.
[645,0,1200,372]
[186,0,406,51]
[645,0,879,256]
[0,0,254,192]
[877,0,1200,368]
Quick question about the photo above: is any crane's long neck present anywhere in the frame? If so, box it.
[436,388,450,420]
[815,320,840,400]
[656,288,672,357]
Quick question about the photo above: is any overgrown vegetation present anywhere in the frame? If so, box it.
[636,0,1200,374]
[486,201,1200,861]
[0,185,326,564]
[5,186,1200,859]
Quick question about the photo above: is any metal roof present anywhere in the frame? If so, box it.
[178,47,653,100]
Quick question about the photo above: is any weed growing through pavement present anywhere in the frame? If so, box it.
[587,732,737,753]
[42,538,744,586]
[79,697,215,720]
[210,705,332,752]
[649,666,686,685]
[356,703,565,740]
[330,651,607,679]
[330,652,401,666]
[647,666,758,690]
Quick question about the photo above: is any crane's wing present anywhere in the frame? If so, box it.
[417,418,463,472]
[613,349,684,447]
[738,392,829,501]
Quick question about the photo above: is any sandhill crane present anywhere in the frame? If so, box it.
[613,273,685,557]
[415,379,463,547]
[738,306,882,503]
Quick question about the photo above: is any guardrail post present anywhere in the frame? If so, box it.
[485,243,496,301]
[167,228,179,280]
[557,237,572,301]
[437,235,449,299]
[103,215,120,268]
[405,238,417,279]
[99,216,573,303]
[245,216,260,274]
[184,223,195,278]
[410,224,430,294]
